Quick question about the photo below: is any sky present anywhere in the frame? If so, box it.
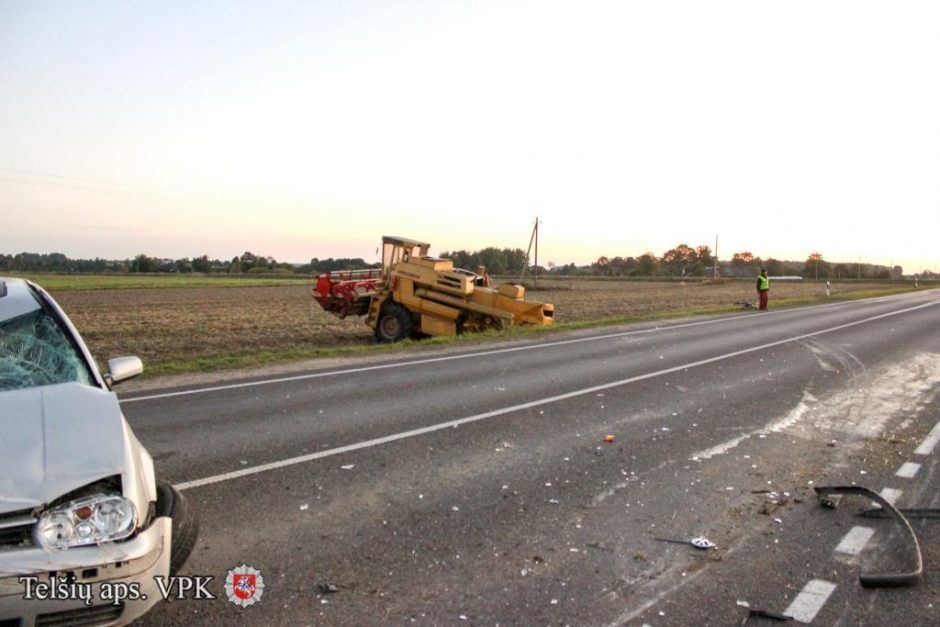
[1,0,938,272]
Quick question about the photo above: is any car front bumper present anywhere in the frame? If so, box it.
[0,515,171,626]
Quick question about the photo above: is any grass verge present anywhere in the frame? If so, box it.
[140,285,917,377]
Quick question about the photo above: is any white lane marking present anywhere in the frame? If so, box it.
[175,301,939,491]
[879,487,902,506]
[690,434,750,461]
[691,391,813,460]
[835,526,875,556]
[784,579,837,624]
[896,462,921,479]
[914,419,940,455]
[122,296,931,404]
[124,316,747,403]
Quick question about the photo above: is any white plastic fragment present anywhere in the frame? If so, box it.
[341,464,355,470]
[300,504,309,511]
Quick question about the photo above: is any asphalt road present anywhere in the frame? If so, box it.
[125,289,940,626]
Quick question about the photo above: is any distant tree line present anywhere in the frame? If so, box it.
[0,251,375,276]
[439,244,910,280]
[0,247,919,279]
[573,247,904,279]
[439,247,529,275]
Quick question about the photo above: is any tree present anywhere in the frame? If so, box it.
[730,251,758,266]
[593,256,611,275]
[502,248,528,274]
[608,256,636,276]
[633,252,659,277]
[478,247,507,274]
[239,252,261,271]
[802,253,831,279]
[763,258,784,276]
[440,250,476,270]
[191,255,211,273]
[130,254,159,273]
[695,245,715,272]
[662,244,704,276]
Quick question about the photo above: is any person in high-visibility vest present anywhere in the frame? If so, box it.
[756,268,770,310]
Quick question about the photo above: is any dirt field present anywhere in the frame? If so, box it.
[50,279,908,371]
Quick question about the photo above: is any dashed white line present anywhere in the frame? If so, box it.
[896,462,921,479]
[784,579,837,624]
[914,419,940,455]
[173,300,940,490]
[879,487,902,506]
[835,526,875,556]
[123,298,938,404]
[121,314,751,404]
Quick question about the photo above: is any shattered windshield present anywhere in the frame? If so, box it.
[0,307,96,391]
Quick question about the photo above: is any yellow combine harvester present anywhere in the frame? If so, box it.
[313,236,554,342]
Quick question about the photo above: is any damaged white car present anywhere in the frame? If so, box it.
[0,277,196,625]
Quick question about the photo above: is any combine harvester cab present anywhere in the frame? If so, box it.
[313,236,553,342]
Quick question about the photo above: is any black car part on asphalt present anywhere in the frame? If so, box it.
[814,485,923,588]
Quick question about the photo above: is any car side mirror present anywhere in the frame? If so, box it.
[106,356,143,387]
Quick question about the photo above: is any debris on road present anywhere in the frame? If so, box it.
[746,608,793,622]
[318,583,340,594]
[340,464,355,470]
[858,508,940,519]
[604,435,616,443]
[653,536,716,550]
[814,485,923,588]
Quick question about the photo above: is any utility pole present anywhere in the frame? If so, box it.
[521,217,541,288]
[533,217,542,288]
[714,234,719,279]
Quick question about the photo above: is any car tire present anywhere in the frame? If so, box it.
[156,483,199,576]
[374,303,413,343]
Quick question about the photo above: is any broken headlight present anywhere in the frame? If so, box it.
[36,494,137,550]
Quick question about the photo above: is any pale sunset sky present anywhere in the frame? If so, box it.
[1,1,938,272]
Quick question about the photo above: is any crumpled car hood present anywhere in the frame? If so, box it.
[0,382,129,514]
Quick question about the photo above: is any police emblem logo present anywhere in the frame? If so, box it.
[224,564,265,607]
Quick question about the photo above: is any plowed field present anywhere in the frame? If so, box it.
[50,279,905,371]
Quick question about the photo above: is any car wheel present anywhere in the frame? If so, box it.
[374,304,412,343]
[156,483,199,576]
